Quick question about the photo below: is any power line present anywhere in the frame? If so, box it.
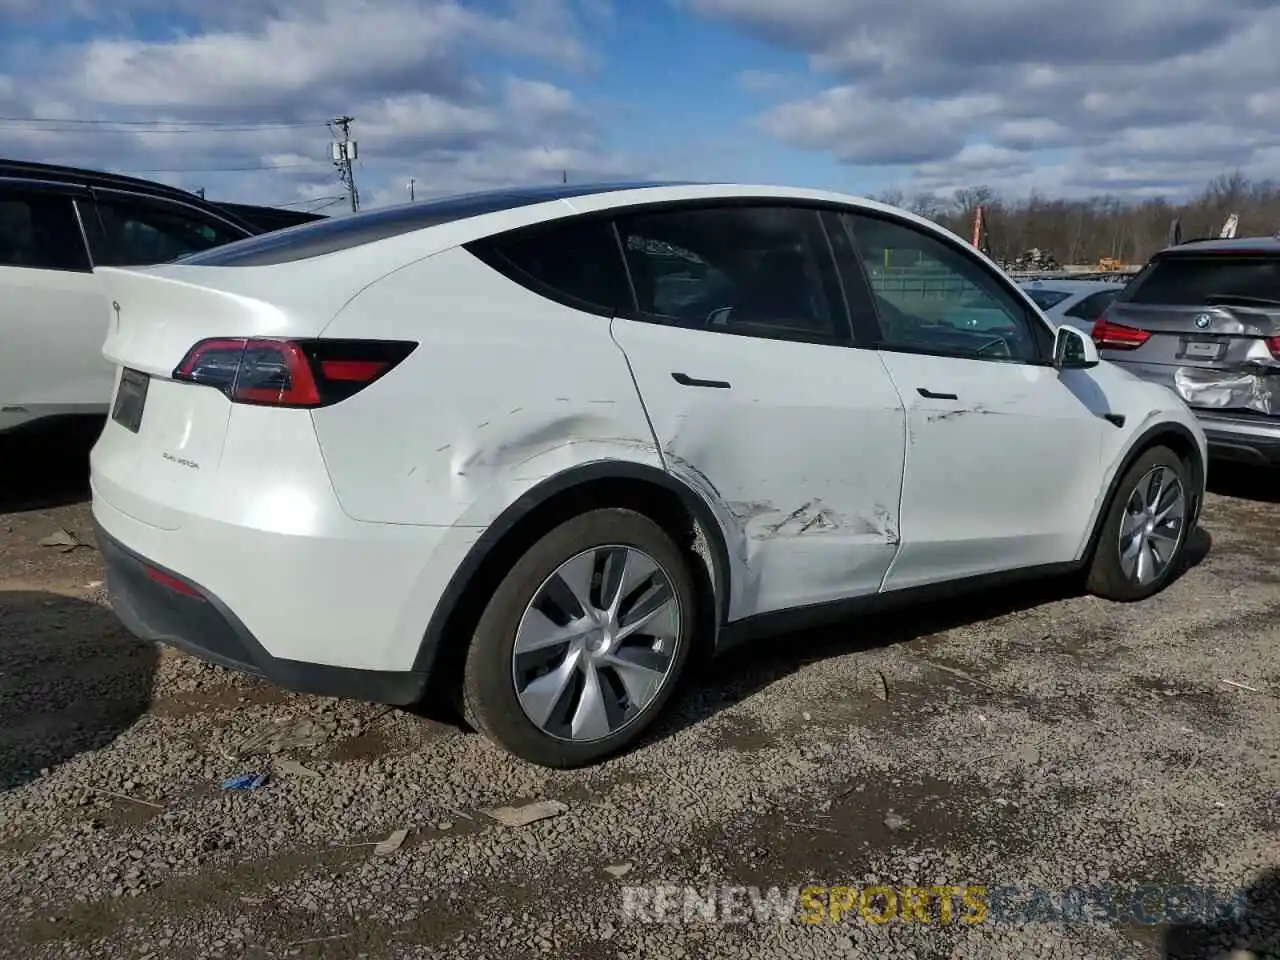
[0,116,326,133]
[309,197,348,213]
[112,162,326,174]
[269,195,347,208]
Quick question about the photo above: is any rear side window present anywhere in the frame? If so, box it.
[1022,288,1071,309]
[1127,255,1280,305]
[469,217,632,316]
[0,189,90,272]
[80,194,247,266]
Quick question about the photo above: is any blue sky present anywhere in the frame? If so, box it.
[0,0,1277,211]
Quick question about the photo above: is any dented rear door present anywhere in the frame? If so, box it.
[608,203,907,621]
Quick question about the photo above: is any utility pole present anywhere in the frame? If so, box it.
[408,178,415,202]
[330,116,359,213]
[195,187,205,199]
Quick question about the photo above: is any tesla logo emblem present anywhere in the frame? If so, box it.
[1194,314,1211,329]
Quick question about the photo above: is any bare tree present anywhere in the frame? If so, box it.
[883,172,1280,264]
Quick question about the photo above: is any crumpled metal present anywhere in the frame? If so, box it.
[1174,365,1280,415]
[1172,337,1280,415]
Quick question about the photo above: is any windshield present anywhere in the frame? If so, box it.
[1021,288,1072,309]
[1127,255,1280,305]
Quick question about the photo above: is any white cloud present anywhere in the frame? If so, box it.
[0,0,645,208]
[691,0,1280,199]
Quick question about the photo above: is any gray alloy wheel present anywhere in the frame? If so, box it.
[511,544,682,742]
[1117,465,1187,586]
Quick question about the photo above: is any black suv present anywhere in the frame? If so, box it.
[1092,236,1280,466]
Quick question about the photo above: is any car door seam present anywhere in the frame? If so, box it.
[873,349,910,593]
[608,317,668,472]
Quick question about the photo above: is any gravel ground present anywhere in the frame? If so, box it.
[2,428,1279,960]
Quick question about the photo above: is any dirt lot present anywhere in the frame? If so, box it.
[2,426,1279,960]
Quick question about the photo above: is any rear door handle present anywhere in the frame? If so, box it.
[672,372,731,389]
[917,387,958,400]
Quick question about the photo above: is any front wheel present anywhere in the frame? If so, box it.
[461,508,697,768]
[1086,445,1192,601]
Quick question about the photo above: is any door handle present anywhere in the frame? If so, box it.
[917,387,958,400]
[672,372,731,389]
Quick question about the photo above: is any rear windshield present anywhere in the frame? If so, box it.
[1022,288,1072,309]
[1127,255,1280,305]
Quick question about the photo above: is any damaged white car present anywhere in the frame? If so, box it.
[89,182,1207,767]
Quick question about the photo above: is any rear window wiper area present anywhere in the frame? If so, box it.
[1202,294,1280,308]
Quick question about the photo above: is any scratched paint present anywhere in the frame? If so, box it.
[311,246,666,527]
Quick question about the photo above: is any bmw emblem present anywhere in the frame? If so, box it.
[1194,314,1211,329]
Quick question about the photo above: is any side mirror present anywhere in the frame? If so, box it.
[1053,324,1100,370]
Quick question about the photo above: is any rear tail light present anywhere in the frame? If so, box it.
[173,338,417,408]
[1267,337,1280,360]
[1091,315,1150,350]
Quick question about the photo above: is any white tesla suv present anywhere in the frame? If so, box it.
[90,182,1207,767]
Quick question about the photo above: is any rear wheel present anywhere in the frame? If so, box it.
[461,508,696,768]
[1086,445,1191,601]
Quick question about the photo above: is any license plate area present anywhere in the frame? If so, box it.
[111,368,150,433]
[1178,338,1226,361]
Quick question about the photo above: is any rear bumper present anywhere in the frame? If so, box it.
[1197,412,1280,467]
[96,521,430,705]
[1103,359,1280,466]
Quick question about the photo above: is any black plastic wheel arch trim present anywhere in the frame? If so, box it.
[411,460,733,674]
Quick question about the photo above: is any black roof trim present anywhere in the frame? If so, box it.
[177,180,701,267]
[1,158,207,203]
[0,158,259,232]
[1158,236,1280,256]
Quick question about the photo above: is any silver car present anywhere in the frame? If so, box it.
[1093,237,1280,466]
[1017,278,1128,334]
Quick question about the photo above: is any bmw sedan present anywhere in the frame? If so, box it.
[89,182,1207,768]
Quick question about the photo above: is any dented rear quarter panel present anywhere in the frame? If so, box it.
[310,246,664,527]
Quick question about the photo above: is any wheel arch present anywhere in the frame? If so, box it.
[1084,420,1204,563]
[413,460,732,692]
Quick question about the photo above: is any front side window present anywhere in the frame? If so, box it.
[844,213,1040,362]
[80,195,247,266]
[0,189,90,272]
[615,205,843,341]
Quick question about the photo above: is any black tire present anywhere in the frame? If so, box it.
[1086,445,1191,601]
[461,508,697,768]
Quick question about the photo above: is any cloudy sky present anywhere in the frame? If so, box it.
[1,0,1277,212]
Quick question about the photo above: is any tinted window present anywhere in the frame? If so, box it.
[81,195,246,266]
[1065,289,1120,320]
[1022,287,1072,310]
[845,213,1039,361]
[616,205,842,339]
[1127,255,1280,305]
[0,189,90,272]
[476,217,631,315]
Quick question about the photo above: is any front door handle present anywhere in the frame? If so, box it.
[672,372,731,389]
[917,387,958,400]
